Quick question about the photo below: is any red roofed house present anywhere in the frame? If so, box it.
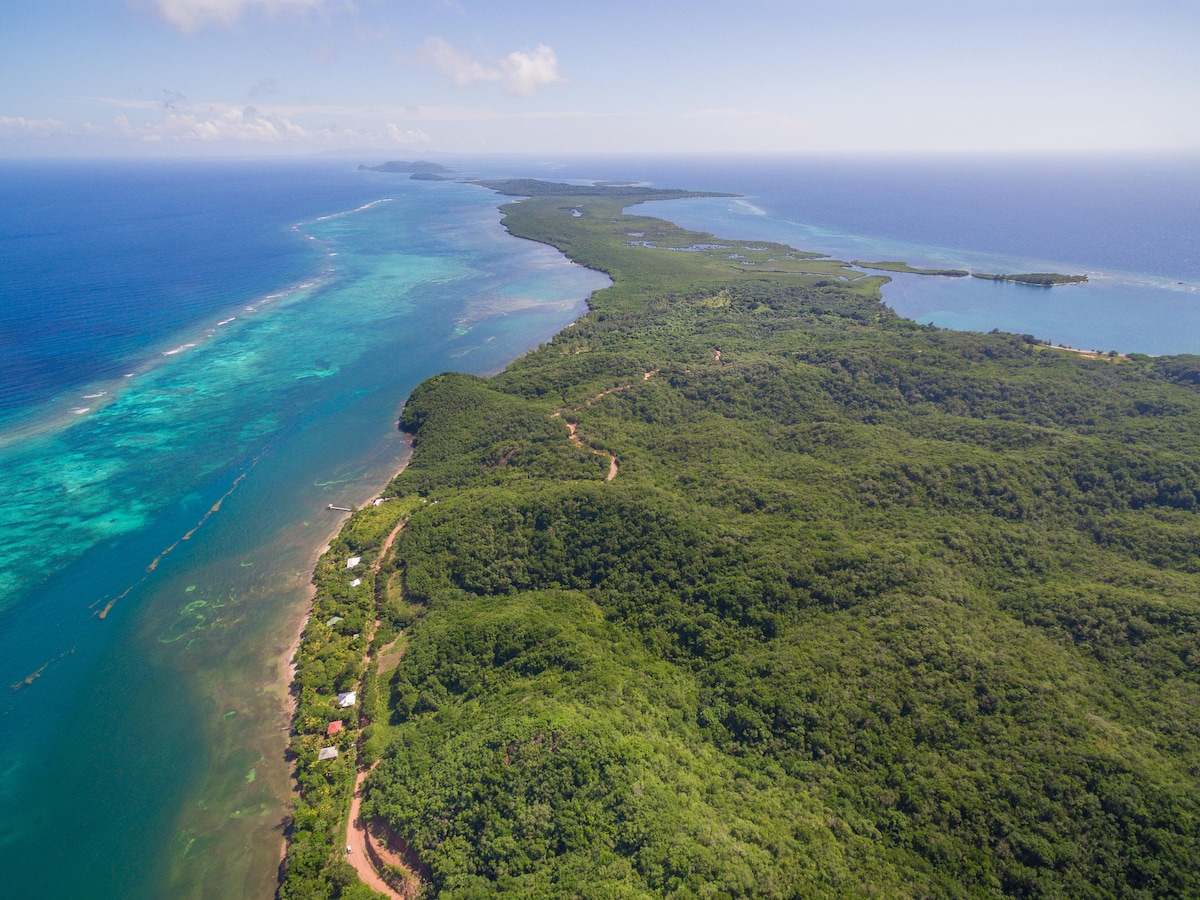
[327,720,343,736]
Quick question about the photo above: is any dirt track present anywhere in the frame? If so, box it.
[345,763,401,898]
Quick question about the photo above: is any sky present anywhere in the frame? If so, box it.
[2,0,1198,157]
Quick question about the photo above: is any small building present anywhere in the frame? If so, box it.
[349,578,361,587]
[325,615,343,628]
[337,691,357,708]
[327,720,343,736]
[346,556,361,568]
[317,746,339,761]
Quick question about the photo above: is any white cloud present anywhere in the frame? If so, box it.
[415,37,563,95]
[143,0,325,32]
[83,95,606,124]
[106,101,432,147]
[417,37,501,87]
[385,123,431,144]
[500,44,563,96]
[0,116,68,135]
[116,106,309,141]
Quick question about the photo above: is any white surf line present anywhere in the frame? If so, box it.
[312,198,396,223]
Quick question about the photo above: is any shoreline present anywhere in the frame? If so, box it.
[279,462,408,716]
[275,451,413,858]
[275,180,613,894]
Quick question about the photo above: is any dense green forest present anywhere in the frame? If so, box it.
[281,181,1200,899]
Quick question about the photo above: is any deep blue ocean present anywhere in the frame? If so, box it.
[0,160,369,425]
[0,155,1197,899]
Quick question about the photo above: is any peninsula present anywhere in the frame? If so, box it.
[281,180,1200,899]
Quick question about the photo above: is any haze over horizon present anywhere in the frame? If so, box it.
[2,0,1198,159]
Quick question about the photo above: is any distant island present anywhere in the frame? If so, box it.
[358,160,453,175]
[972,272,1089,286]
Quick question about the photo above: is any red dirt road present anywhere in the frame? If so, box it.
[345,764,401,899]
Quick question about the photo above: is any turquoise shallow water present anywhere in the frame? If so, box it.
[0,171,607,898]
